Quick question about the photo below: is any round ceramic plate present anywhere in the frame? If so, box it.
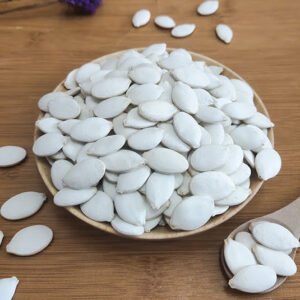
[34,48,274,240]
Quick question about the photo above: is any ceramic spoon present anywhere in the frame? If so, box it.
[220,196,300,293]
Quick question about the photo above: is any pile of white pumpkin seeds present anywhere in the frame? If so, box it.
[132,0,233,43]
[32,43,281,237]
[225,221,299,293]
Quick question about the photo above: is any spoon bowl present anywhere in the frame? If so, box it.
[220,197,300,293]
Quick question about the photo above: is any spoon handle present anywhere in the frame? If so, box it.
[265,197,300,238]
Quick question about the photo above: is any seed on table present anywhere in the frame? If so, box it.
[0,146,27,167]
[6,225,53,256]
[216,24,233,44]
[197,0,219,15]
[154,15,176,29]
[132,9,151,28]
[0,276,19,300]
[171,24,196,38]
[0,192,47,221]
[0,230,4,246]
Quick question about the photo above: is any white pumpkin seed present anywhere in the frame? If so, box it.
[145,199,169,220]
[190,171,235,200]
[87,135,126,156]
[70,117,112,142]
[172,63,209,88]
[191,144,229,171]
[230,125,266,151]
[36,117,60,133]
[194,88,214,106]
[114,192,146,226]
[123,107,157,129]
[0,192,46,220]
[253,244,297,276]
[58,119,80,135]
[172,81,199,114]
[158,123,191,153]
[231,79,254,104]
[222,133,234,145]
[210,75,236,100]
[224,238,257,275]
[217,144,243,174]
[146,172,175,209]
[235,231,257,251]
[62,139,82,162]
[144,216,162,232]
[75,63,100,84]
[229,163,251,185]
[128,127,164,151]
[102,179,117,200]
[50,150,66,160]
[216,24,233,44]
[104,171,119,183]
[51,160,73,190]
[113,113,138,138]
[197,0,219,15]
[250,221,299,251]
[216,187,251,206]
[245,112,274,128]
[255,148,281,180]
[229,265,277,293]
[38,91,66,112]
[132,9,151,28]
[64,69,78,89]
[142,43,167,57]
[63,158,105,189]
[76,142,94,162]
[196,106,227,124]
[158,49,192,70]
[0,276,19,300]
[243,150,255,168]
[213,97,232,109]
[93,96,131,119]
[80,191,114,222]
[170,195,214,230]
[171,24,196,38]
[33,133,65,157]
[199,126,212,146]
[139,101,177,122]
[163,192,182,218]
[117,165,151,193]
[143,147,189,174]
[129,64,162,84]
[222,102,256,120]
[154,15,176,29]
[111,216,144,236]
[48,95,81,120]
[173,112,202,148]
[118,56,152,71]
[204,123,225,144]
[101,150,144,173]
[0,146,27,167]
[212,205,229,217]
[91,77,131,99]
[174,173,184,189]
[54,188,97,206]
[239,178,250,189]
[177,172,191,196]
[6,225,53,256]
[127,83,164,105]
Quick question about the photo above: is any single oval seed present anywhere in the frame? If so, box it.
[127,83,164,105]
[48,95,81,120]
[154,15,176,29]
[33,133,65,157]
[132,9,151,28]
[143,147,189,174]
[171,24,196,38]
[51,160,73,190]
[54,188,97,207]
[139,101,178,122]
[128,64,162,84]
[0,276,19,300]
[0,146,27,167]
[6,225,53,256]
[87,135,126,156]
[0,192,47,220]
[216,24,233,44]
[197,0,219,15]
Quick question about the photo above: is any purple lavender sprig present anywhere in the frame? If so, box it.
[63,0,102,14]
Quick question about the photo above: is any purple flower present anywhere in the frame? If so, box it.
[63,0,102,14]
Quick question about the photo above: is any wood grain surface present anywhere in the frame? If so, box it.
[0,0,299,299]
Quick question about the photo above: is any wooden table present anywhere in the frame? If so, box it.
[0,0,299,299]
